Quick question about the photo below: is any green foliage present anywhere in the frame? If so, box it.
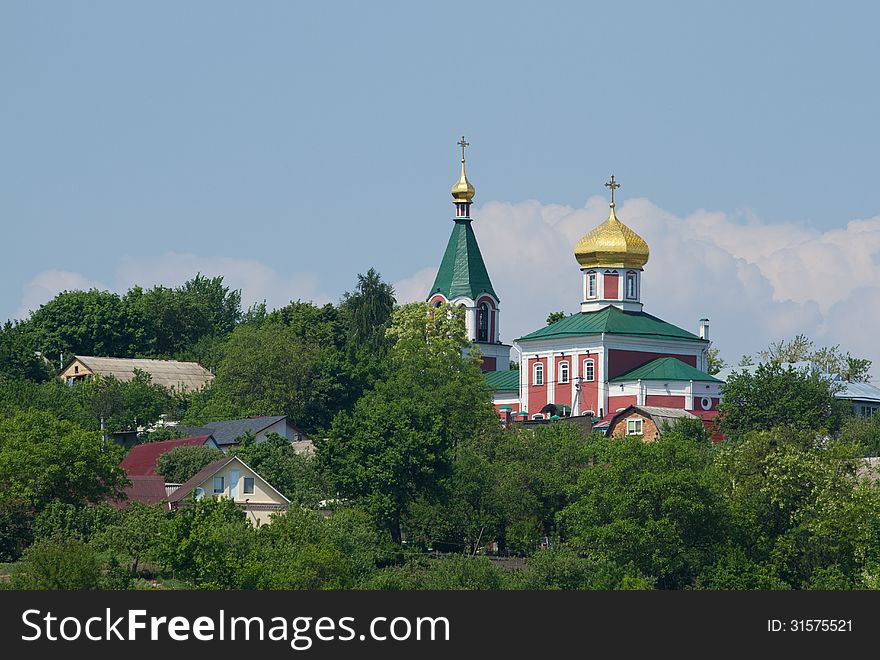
[0,410,127,509]
[839,414,880,457]
[362,555,510,590]
[155,444,224,483]
[711,428,880,589]
[0,321,53,382]
[717,362,845,438]
[558,432,725,589]
[546,311,566,326]
[230,433,325,507]
[516,547,653,590]
[11,538,101,589]
[322,302,496,543]
[32,502,121,543]
[157,497,255,589]
[339,267,396,358]
[757,334,872,382]
[706,347,726,375]
[92,502,169,574]
[0,498,35,562]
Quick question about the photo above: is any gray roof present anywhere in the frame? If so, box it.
[834,381,880,404]
[608,405,697,435]
[71,355,213,391]
[177,415,289,447]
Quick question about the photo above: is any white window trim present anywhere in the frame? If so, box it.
[583,358,595,382]
[559,361,570,384]
[626,271,638,300]
[626,418,643,436]
[213,475,225,494]
[587,271,597,298]
[243,477,255,495]
[533,362,544,386]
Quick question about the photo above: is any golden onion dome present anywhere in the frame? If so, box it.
[574,203,650,269]
[451,135,476,203]
[451,159,475,202]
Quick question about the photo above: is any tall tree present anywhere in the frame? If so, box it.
[321,302,496,543]
[339,268,396,357]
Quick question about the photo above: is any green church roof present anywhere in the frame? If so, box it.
[484,369,519,393]
[517,305,706,344]
[610,357,721,383]
[429,219,498,301]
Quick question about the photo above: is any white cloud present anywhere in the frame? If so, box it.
[401,198,880,376]
[15,270,107,320]
[392,266,438,304]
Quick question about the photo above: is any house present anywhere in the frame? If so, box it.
[833,380,880,418]
[119,434,219,477]
[166,455,290,526]
[176,415,312,452]
[59,355,214,391]
[605,405,700,441]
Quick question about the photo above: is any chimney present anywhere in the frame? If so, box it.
[699,318,709,340]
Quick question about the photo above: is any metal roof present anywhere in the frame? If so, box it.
[429,219,498,301]
[517,306,705,343]
[176,415,291,447]
[834,381,880,403]
[610,357,721,383]
[484,369,519,393]
[70,355,214,391]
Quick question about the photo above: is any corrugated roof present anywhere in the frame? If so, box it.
[484,369,519,393]
[517,306,705,343]
[428,219,498,301]
[71,355,214,391]
[111,475,167,509]
[176,415,290,447]
[835,381,880,403]
[120,435,216,476]
[610,357,721,383]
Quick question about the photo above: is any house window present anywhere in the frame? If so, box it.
[74,365,79,374]
[213,476,225,494]
[477,302,489,342]
[587,271,597,298]
[626,418,643,436]
[243,477,255,495]
[583,359,595,382]
[533,362,544,386]
[626,271,637,299]
[559,361,570,383]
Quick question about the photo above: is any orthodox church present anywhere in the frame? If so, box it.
[426,139,722,425]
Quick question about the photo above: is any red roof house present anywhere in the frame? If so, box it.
[120,435,219,477]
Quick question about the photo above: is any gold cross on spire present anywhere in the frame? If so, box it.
[458,135,469,162]
[604,175,620,206]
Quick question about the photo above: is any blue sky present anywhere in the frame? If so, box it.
[2,1,879,373]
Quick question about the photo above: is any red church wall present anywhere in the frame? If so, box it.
[494,401,521,414]
[608,395,637,413]
[576,352,600,415]
[480,357,497,372]
[692,396,719,411]
[645,394,686,408]
[527,357,548,415]
[607,350,697,380]
[604,272,619,300]
[553,355,572,408]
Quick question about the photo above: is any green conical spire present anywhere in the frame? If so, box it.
[429,218,498,301]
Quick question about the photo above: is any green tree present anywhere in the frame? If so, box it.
[31,502,120,543]
[558,432,726,589]
[154,444,224,483]
[92,502,168,574]
[0,321,53,382]
[707,347,726,375]
[717,362,845,438]
[339,267,396,357]
[546,311,566,326]
[11,538,101,590]
[322,302,496,543]
[0,410,127,510]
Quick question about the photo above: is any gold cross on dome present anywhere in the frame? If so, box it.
[458,136,469,162]
[605,175,620,205]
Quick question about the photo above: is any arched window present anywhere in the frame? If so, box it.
[583,359,595,382]
[533,362,544,386]
[559,361,569,383]
[477,302,489,342]
[432,300,443,308]
[587,271,597,298]
[626,271,637,299]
